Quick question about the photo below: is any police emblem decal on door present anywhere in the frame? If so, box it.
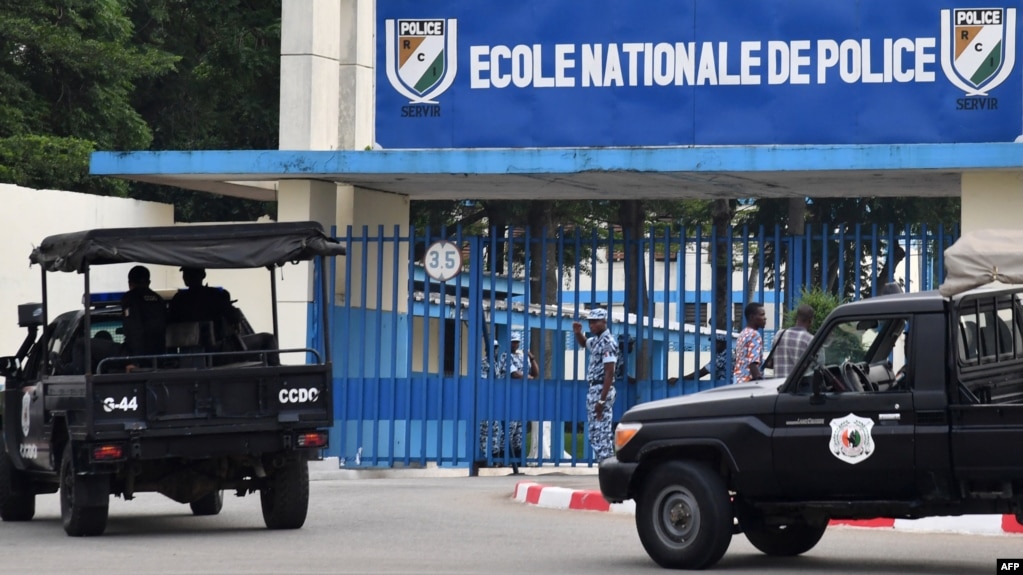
[829,413,875,464]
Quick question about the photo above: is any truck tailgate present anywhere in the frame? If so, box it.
[87,364,333,436]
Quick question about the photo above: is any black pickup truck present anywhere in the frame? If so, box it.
[0,222,343,536]
[599,230,1023,569]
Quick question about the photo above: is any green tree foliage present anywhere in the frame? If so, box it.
[0,134,128,195]
[0,0,176,195]
[127,0,281,221]
[783,287,844,333]
[0,1,280,221]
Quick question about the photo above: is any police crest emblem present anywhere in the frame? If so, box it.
[21,389,32,437]
[385,18,458,104]
[941,8,1017,96]
[829,413,875,465]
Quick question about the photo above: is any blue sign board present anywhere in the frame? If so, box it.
[376,0,1022,148]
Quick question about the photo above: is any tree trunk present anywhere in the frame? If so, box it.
[482,201,509,275]
[711,200,734,332]
[526,202,558,377]
[617,200,649,380]
[786,197,806,307]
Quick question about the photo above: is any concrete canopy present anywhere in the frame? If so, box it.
[90,143,1023,202]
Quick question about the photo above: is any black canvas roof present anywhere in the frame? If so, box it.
[30,221,346,273]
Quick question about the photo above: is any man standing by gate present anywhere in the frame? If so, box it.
[573,308,618,462]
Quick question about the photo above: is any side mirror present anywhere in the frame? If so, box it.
[810,367,826,404]
[17,303,43,328]
[0,356,19,378]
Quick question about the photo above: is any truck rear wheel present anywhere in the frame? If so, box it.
[0,443,35,521]
[635,461,732,570]
[189,490,224,516]
[260,458,308,530]
[737,503,827,557]
[60,444,109,536]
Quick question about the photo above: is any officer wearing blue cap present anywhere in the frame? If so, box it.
[572,307,618,462]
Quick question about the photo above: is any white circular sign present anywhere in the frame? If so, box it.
[424,240,462,282]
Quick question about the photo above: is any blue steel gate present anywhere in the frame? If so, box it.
[327,223,958,470]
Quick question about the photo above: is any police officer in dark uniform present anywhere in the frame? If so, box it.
[169,266,280,365]
[167,267,233,341]
[71,330,124,374]
[120,265,167,357]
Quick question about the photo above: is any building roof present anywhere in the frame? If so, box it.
[89,143,1023,202]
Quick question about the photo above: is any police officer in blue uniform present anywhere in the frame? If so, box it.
[573,308,618,462]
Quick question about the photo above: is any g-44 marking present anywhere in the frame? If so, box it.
[103,396,138,412]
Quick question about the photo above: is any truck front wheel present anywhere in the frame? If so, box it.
[60,444,109,536]
[635,461,732,570]
[260,458,309,530]
[0,443,35,521]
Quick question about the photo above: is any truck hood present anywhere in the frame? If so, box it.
[622,378,784,422]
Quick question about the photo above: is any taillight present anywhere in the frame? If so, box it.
[92,444,125,461]
[297,432,328,448]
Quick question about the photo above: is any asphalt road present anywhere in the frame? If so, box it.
[1,472,1019,575]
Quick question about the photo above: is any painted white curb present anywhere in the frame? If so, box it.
[513,481,1023,535]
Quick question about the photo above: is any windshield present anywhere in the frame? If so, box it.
[790,316,908,393]
[817,318,905,365]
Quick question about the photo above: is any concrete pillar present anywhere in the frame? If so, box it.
[961,171,1023,234]
[280,0,340,150]
[336,186,410,312]
[277,0,342,357]
[278,0,409,359]
[338,0,377,150]
[276,180,340,354]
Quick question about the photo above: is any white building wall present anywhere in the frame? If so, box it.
[0,184,174,356]
[961,171,1023,234]
[0,185,279,361]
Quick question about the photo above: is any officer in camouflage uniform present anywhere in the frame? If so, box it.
[495,331,534,457]
[572,308,618,462]
[479,340,506,457]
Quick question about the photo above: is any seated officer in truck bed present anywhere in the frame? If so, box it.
[121,265,167,357]
[168,267,280,365]
[167,267,233,342]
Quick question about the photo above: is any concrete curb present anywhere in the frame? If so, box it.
[512,481,1023,535]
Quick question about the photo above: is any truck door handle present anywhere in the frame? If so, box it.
[879,413,900,422]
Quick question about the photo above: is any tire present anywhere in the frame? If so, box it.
[60,444,109,536]
[0,443,35,521]
[634,461,733,570]
[260,458,309,530]
[738,502,827,557]
[189,490,224,516]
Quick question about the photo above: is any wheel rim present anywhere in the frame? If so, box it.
[652,485,700,549]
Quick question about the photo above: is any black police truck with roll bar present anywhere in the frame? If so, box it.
[599,229,1023,569]
[0,221,344,536]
